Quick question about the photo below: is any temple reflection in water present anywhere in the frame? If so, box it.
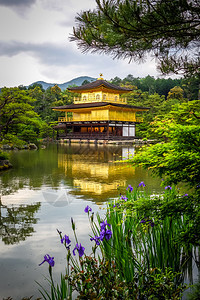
[57,144,136,201]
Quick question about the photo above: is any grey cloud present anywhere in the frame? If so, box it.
[0,0,36,8]
[0,40,146,79]
[0,40,99,66]
[0,41,26,56]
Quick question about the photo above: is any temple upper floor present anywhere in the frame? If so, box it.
[67,76,132,105]
[73,91,127,104]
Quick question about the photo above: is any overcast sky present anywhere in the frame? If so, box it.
[0,0,161,87]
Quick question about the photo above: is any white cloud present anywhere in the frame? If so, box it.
[0,54,42,87]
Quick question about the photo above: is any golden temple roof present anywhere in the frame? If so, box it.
[52,102,150,110]
[67,79,133,94]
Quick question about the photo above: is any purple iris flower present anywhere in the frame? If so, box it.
[100,220,111,231]
[84,205,92,213]
[99,228,112,241]
[121,196,128,201]
[140,218,155,227]
[183,194,189,197]
[73,243,85,257]
[165,185,172,190]
[126,184,133,192]
[104,229,112,240]
[90,220,113,245]
[99,229,106,241]
[140,219,146,224]
[39,254,55,267]
[138,181,146,187]
[90,235,101,245]
[61,235,71,245]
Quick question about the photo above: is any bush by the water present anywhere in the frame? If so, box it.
[0,151,9,160]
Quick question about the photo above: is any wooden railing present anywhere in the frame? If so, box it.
[58,116,143,123]
[58,117,73,122]
[58,133,138,140]
[73,97,127,104]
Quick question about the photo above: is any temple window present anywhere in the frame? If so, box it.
[103,94,106,101]
[83,95,87,101]
[96,94,100,101]
[115,96,118,101]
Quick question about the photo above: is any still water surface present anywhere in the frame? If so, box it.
[0,143,164,299]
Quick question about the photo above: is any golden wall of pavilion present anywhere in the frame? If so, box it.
[58,108,144,123]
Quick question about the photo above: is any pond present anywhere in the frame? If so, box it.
[0,143,184,299]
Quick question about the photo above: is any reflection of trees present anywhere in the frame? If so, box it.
[0,145,64,196]
[0,200,40,244]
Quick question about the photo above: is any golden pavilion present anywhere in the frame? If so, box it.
[52,75,149,141]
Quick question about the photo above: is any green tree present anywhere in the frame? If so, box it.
[51,85,62,100]
[28,82,45,92]
[71,0,200,77]
[140,75,156,94]
[0,87,39,142]
[126,91,168,137]
[182,76,200,100]
[165,100,200,125]
[36,87,61,122]
[130,101,200,188]
[110,75,186,98]
[167,86,184,101]
[81,79,90,85]
[110,76,122,86]
[28,85,45,115]
[154,78,182,99]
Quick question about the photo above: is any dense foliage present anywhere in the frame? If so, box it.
[0,87,39,144]
[0,85,74,146]
[71,0,200,78]
[110,74,199,100]
[130,100,200,188]
[109,74,199,138]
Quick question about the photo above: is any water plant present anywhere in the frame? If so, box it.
[37,183,197,299]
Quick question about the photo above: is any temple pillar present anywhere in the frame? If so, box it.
[107,122,109,137]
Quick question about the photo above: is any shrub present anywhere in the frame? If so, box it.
[1,134,26,148]
[0,151,9,160]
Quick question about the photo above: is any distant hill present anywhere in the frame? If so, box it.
[28,76,96,91]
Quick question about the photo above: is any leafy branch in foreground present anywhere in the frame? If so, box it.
[71,0,200,77]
